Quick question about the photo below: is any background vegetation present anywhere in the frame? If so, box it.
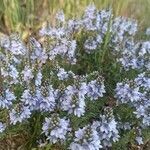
[0,0,150,36]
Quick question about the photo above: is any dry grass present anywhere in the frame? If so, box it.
[0,0,150,36]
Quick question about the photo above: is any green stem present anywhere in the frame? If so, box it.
[101,15,112,64]
[28,113,41,149]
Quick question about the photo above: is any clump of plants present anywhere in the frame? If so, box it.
[0,4,149,149]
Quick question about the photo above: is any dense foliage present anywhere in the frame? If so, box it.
[0,4,150,149]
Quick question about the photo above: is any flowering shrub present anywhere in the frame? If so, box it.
[0,4,150,149]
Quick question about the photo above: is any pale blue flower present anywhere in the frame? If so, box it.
[70,125,102,150]
[0,89,15,109]
[92,114,119,148]
[87,79,105,100]
[9,105,31,125]
[0,122,6,133]
[60,84,86,117]
[136,136,143,145]
[42,114,71,143]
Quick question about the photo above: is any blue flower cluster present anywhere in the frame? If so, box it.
[115,73,150,126]
[0,4,149,149]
